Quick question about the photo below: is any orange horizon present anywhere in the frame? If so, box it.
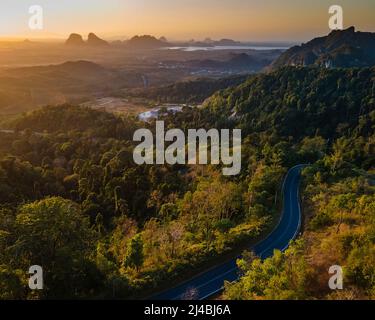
[1,0,374,42]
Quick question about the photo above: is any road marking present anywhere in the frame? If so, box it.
[153,165,307,300]
[174,267,237,300]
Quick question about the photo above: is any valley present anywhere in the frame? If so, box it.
[0,24,374,302]
[0,36,284,115]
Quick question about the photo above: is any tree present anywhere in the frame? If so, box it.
[0,266,26,299]
[2,197,102,299]
[224,240,309,300]
[124,234,144,272]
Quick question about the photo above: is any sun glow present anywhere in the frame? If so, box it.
[0,0,374,41]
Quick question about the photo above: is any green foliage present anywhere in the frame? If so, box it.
[0,197,104,299]
[0,64,374,299]
[126,75,249,104]
[224,240,309,300]
[124,234,144,271]
[205,66,374,142]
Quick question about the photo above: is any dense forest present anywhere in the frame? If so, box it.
[207,66,375,299]
[0,105,283,299]
[125,75,248,104]
[0,66,374,299]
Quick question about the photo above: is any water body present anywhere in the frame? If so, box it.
[164,45,289,52]
[138,105,186,121]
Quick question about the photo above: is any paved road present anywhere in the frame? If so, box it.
[151,164,305,300]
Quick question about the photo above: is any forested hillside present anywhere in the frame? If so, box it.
[126,75,248,104]
[271,27,375,69]
[0,105,283,299]
[0,65,374,299]
[224,151,375,299]
[202,66,374,299]
[204,66,374,141]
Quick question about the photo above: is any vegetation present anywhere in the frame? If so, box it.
[214,67,374,300]
[271,27,375,69]
[126,75,248,104]
[0,64,373,299]
[224,153,375,300]
[0,104,283,298]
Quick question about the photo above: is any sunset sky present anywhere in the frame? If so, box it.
[0,0,374,41]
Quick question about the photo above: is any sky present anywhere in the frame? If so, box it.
[0,0,374,42]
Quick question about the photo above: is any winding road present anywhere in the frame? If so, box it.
[151,164,305,300]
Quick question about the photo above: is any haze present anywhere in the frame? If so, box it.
[0,0,374,42]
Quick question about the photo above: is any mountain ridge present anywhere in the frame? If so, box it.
[271,26,375,69]
[65,33,109,47]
